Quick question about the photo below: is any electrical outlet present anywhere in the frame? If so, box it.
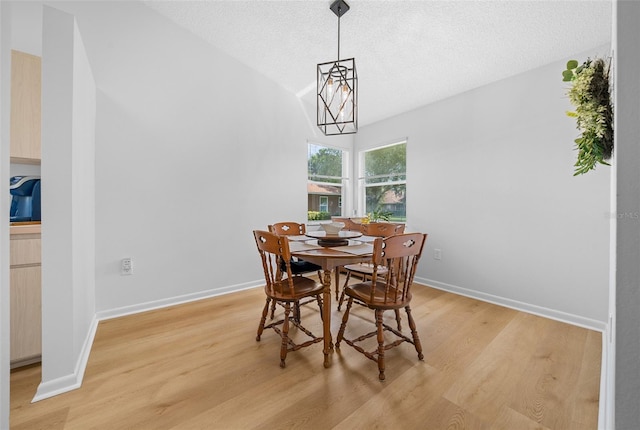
[434,249,442,260]
[121,257,133,275]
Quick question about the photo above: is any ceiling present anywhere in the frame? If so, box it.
[142,0,612,127]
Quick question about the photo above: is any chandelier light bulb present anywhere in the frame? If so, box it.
[341,84,349,102]
[327,77,334,98]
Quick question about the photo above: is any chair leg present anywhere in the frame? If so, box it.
[257,298,270,341]
[394,309,402,331]
[316,295,324,321]
[334,269,340,301]
[337,272,352,311]
[336,297,353,347]
[269,299,276,320]
[293,302,301,323]
[405,305,424,360]
[280,302,291,368]
[375,309,386,381]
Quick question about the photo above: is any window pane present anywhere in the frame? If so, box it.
[308,143,343,184]
[361,142,407,222]
[319,196,328,212]
[364,143,406,184]
[308,143,346,221]
[365,184,406,221]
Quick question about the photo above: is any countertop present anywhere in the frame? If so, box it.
[10,222,41,235]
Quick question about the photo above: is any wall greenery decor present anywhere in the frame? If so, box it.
[562,57,613,176]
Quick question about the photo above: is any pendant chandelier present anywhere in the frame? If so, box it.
[317,0,358,136]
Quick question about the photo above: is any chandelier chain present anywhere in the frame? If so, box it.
[337,14,341,61]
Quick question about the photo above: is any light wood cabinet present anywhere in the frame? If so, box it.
[10,232,42,367]
[10,50,41,164]
[10,236,41,266]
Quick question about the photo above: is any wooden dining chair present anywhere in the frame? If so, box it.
[331,217,363,232]
[268,222,322,320]
[269,222,322,276]
[336,232,427,380]
[337,222,406,311]
[253,230,324,368]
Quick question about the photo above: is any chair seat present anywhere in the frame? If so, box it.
[337,263,388,311]
[345,281,412,310]
[343,262,388,276]
[265,276,324,302]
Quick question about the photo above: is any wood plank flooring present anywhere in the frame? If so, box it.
[10,283,601,429]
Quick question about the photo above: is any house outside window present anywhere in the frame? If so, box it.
[359,141,406,222]
[308,143,348,221]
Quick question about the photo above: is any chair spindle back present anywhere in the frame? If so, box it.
[253,230,297,297]
[369,233,427,304]
[360,222,405,237]
[268,222,306,236]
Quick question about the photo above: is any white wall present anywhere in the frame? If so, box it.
[8,0,42,182]
[355,48,611,328]
[71,15,96,376]
[36,5,97,400]
[615,1,640,428]
[0,3,12,426]
[9,0,41,57]
[43,1,322,315]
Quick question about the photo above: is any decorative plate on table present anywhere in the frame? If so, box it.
[305,230,362,247]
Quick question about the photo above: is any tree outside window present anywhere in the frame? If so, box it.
[360,142,406,222]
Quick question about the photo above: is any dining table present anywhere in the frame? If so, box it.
[288,230,376,368]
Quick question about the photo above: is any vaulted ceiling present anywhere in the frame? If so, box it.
[143,0,612,126]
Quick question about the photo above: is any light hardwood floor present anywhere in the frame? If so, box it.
[10,283,601,429]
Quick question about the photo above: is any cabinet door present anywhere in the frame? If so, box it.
[10,236,41,266]
[10,50,41,163]
[10,266,42,363]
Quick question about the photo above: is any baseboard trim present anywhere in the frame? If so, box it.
[96,281,262,322]
[415,277,607,333]
[32,315,99,403]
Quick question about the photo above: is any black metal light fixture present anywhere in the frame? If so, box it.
[317,0,358,136]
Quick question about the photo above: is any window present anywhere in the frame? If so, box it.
[319,196,328,213]
[308,143,347,221]
[359,141,406,222]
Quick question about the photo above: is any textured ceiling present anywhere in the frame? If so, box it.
[142,0,612,126]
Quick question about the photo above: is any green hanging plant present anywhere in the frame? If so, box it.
[562,57,613,176]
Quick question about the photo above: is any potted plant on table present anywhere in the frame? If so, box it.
[361,207,393,224]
